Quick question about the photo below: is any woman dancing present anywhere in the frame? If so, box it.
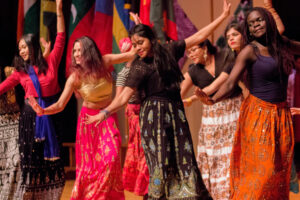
[212,7,300,199]
[29,36,136,199]
[85,1,231,199]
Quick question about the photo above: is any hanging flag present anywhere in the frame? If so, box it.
[112,0,132,73]
[66,0,113,75]
[40,0,57,46]
[139,0,151,26]
[17,0,40,40]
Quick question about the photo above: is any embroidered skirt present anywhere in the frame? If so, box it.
[122,104,149,196]
[17,98,65,200]
[140,96,212,200]
[196,95,242,200]
[0,102,22,200]
[230,94,294,200]
[70,106,124,200]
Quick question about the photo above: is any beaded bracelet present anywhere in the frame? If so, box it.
[100,109,110,120]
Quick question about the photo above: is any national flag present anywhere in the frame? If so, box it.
[66,0,113,75]
[40,0,57,46]
[112,0,132,73]
[17,0,40,40]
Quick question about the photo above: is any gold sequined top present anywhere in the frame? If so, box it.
[77,78,112,103]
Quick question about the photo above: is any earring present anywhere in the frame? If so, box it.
[203,50,207,62]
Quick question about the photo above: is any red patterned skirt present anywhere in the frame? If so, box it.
[122,104,149,196]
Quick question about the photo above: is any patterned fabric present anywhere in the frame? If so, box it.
[17,101,65,200]
[197,95,242,200]
[140,96,212,200]
[122,104,149,196]
[0,91,22,200]
[230,94,294,200]
[71,106,124,200]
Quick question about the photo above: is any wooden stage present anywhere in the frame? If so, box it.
[61,180,300,200]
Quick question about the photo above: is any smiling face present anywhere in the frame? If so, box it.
[187,45,206,64]
[18,39,30,61]
[247,10,266,39]
[226,27,242,52]
[131,34,152,58]
[73,41,82,65]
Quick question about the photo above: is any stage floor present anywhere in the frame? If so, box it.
[61,180,300,200]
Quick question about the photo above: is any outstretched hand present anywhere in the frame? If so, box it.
[194,88,214,105]
[130,12,142,25]
[290,107,300,116]
[28,96,44,116]
[84,112,105,127]
[40,37,51,58]
[222,0,231,17]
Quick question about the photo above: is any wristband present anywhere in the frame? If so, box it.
[100,109,110,120]
[184,98,193,107]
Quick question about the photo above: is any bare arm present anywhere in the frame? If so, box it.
[212,45,254,102]
[56,0,65,33]
[180,72,194,98]
[264,0,285,35]
[43,73,76,114]
[202,72,229,95]
[184,0,231,49]
[102,49,136,67]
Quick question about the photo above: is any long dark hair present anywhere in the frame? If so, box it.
[70,36,111,82]
[198,39,217,55]
[13,34,48,74]
[243,7,293,76]
[129,24,184,89]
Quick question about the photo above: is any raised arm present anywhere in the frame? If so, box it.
[85,86,135,126]
[56,0,65,33]
[264,0,284,35]
[286,39,300,55]
[184,0,231,49]
[102,49,136,67]
[212,45,254,102]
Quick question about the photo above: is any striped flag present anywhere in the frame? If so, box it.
[112,0,132,73]
[66,0,113,75]
[17,0,40,40]
[40,0,57,44]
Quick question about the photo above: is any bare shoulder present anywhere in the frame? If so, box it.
[238,44,257,62]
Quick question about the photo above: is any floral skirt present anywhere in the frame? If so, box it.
[230,95,294,200]
[140,96,212,200]
[122,104,149,196]
[17,101,65,200]
[197,95,242,200]
[70,106,124,200]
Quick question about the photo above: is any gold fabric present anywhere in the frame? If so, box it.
[77,78,112,103]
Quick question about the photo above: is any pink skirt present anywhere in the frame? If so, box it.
[71,106,125,200]
[122,104,149,196]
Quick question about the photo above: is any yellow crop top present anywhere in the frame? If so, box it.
[77,78,112,103]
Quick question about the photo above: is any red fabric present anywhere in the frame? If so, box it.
[139,0,151,26]
[294,69,300,142]
[122,104,149,196]
[0,32,65,99]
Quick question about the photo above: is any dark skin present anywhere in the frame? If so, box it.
[212,10,300,102]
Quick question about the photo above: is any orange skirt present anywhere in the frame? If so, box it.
[230,95,294,200]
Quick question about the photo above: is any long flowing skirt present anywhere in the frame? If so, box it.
[140,96,212,200]
[196,95,242,200]
[230,94,294,200]
[122,104,149,196]
[17,101,65,200]
[70,106,124,200]
[0,110,21,200]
